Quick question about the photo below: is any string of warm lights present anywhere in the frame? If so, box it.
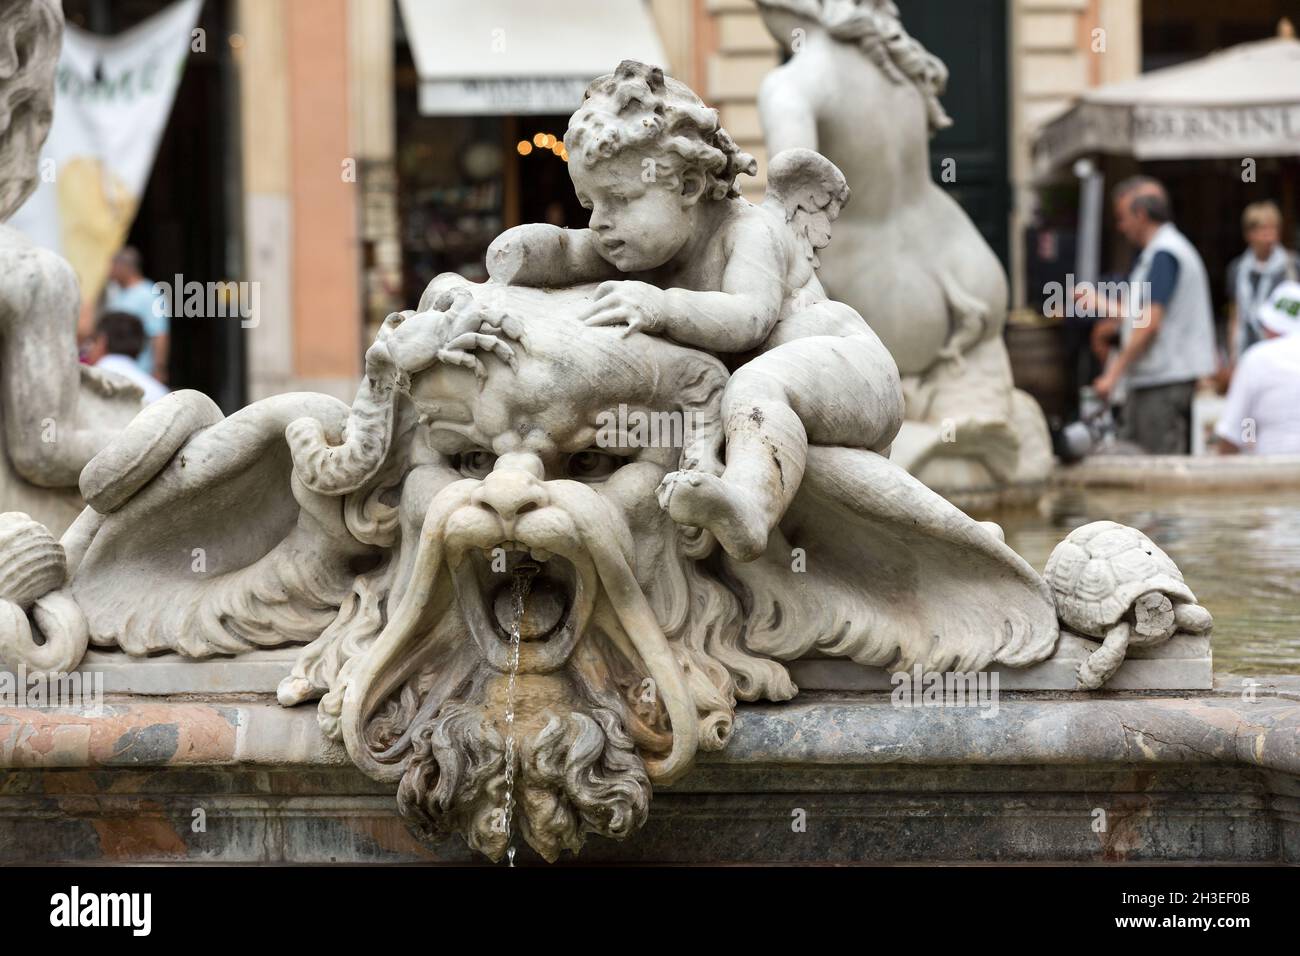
[516,132,568,162]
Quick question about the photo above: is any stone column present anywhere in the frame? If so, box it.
[236,0,295,402]
[285,0,361,399]
[237,0,364,403]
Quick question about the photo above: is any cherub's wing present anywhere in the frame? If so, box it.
[760,148,850,268]
[728,447,1060,678]
[69,392,375,657]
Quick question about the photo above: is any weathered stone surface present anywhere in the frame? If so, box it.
[1,684,1296,863]
[0,57,1224,862]
[75,634,1214,697]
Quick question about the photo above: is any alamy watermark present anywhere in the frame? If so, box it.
[890,664,999,719]
[1042,274,1153,325]
[595,404,698,449]
[0,664,104,712]
[152,275,260,328]
[50,886,151,936]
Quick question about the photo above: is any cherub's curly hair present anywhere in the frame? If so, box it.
[565,60,757,201]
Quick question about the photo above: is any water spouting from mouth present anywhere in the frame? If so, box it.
[501,567,531,865]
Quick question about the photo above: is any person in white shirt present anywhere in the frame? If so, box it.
[86,311,170,406]
[1215,280,1300,456]
[1226,201,1298,365]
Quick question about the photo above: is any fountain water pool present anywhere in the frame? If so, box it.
[999,486,1300,675]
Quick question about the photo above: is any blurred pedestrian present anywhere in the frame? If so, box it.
[86,311,170,405]
[1086,176,1217,454]
[1215,281,1300,456]
[105,246,170,382]
[1225,201,1298,364]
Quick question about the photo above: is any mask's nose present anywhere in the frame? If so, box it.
[470,453,548,524]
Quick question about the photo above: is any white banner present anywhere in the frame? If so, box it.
[11,0,204,302]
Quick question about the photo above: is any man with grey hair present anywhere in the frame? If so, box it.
[105,245,170,382]
[1084,176,1217,454]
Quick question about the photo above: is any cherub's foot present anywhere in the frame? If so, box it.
[656,470,770,562]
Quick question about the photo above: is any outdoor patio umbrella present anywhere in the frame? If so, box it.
[1034,33,1300,176]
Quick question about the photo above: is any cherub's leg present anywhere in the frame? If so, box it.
[659,367,806,562]
[658,333,903,561]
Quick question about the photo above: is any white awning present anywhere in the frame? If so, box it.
[397,0,669,116]
[1033,36,1300,175]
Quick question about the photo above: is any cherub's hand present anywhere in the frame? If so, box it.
[380,293,525,386]
[437,294,523,382]
[581,280,668,337]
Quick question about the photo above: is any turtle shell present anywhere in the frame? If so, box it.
[1044,520,1196,638]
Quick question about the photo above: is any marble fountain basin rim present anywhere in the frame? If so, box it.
[1,677,1297,775]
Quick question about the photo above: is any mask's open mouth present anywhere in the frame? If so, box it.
[490,557,569,643]
[453,544,588,673]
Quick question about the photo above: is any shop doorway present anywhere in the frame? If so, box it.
[907,0,1012,272]
[394,36,588,308]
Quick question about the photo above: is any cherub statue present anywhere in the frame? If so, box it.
[0,0,141,533]
[755,0,1053,497]
[486,60,902,560]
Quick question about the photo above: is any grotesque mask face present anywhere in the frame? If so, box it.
[336,287,740,861]
[0,0,61,222]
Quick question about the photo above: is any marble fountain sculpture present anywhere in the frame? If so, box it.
[0,62,1226,862]
[0,0,142,534]
[757,0,1054,505]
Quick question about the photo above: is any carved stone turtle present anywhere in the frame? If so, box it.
[1044,521,1212,689]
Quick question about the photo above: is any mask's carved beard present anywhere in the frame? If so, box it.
[395,670,651,862]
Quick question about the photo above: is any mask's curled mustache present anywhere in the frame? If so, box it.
[341,476,699,785]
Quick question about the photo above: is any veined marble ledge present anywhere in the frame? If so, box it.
[1,668,1295,776]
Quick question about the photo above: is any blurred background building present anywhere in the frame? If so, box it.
[54,0,1299,413]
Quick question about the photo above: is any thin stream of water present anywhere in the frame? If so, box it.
[501,571,529,866]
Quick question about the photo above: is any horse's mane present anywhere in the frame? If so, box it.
[764,0,953,133]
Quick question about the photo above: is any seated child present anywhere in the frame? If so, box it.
[487,60,903,561]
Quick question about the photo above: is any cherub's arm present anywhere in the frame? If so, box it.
[486,223,621,287]
[655,224,787,353]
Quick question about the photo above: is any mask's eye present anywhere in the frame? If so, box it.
[452,450,497,479]
[564,450,624,482]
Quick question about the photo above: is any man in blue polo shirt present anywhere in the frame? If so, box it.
[104,246,170,383]
[1087,177,1217,454]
